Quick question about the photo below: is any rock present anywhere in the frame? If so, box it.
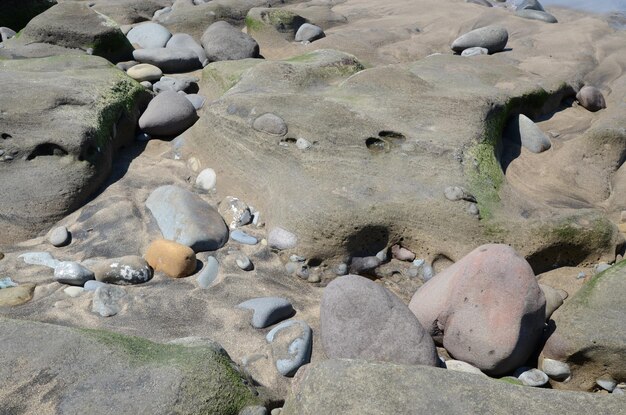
[541,358,571,381]
[595,262,611,274]
[281,360,624,414]
[542,260,626,391]
[295,138,312,150]
[154,76,197,94]
[236,254,253,271]
[444,359,487,376]
[576,86,606,112]
[505,114,552,153]
[517,0,545,11]
[252,113,288,136]
[201,21,260,62]
[391,244,416,261]
[321,274,438,366]
[145,238,197,278]
[295,23,325,43]
[117,60,139,71]
[141,81,153,90]
[597,376,617,392]
[349,256,381,274]
[231,230,258,245]
[540,283,565,320]
[268,227,298,250]
[444,186,475,202]
[196,168,217,190]
[48,225,70,247]
[0,27,17,42]
[270,410,281,415]
[0,284,35,306]
[451,26,508,54]
[126,22,172,49]
[238,297,295,328]
[219,196,252,229]
[146,185,228,251]
[127,63,163,82]
[92,285,127,317]
[186,94,206,110]
[409,244,546,376]
[54,261,95,286]
[93,256,153,285]
[166,33,208,67]
[198,256,219,288]
[461,46,489,56]
[63,286,84,297]
[17,2,134,62]
[0,277,17,289]
[466,0,492,6]
[0,0,57,32]
[515,367,549,387]
[19,252,59,268]
[0,56,150,245]
[266,320,312,377]
[84,280,108,292]
[139,90,199,137]
[515,9,558,23]
[240,406,267,415]
[0,317,264,412]
[133,47,202,73]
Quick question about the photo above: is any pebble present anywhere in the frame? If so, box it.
[335,263,349,276]
[451,26,508,54]
[461,47,489,56]
[349,256,381,274]
[185,94,206,110]
[597,376,617,392]
[48,226,70,247]
[296,265,309,280]
[268,227,298,250]
[231,230,258,245]
[0,284,35,306]
[296,137,312,150]
[444,186,475,202]
[376,247,389,262]
[271,409,282,415]
[63,286,84,297]
[195,168,217,190]
[133,48,202,73]
[140,81,153,90]
[236,254,253,271]
[197,256,219,288]
[126,63,163,82]
[153,76,197,94]
[19,252,59,268]
[54,261,95,286]
[84,280,108,292]
[0,277,18,289]
[514,367,549,387]
[252,113,288,136]
[577,271,586,279]
[295,23,325,43]
[219,196,252,229]
[445,359,487,376]
[576,86,606,112]
[541,358,571,381]
[391,244,416,262]
[139,91,199,137]
[126,22,172,49]
[93,256,153,285]
[266,320,312,377]
[238,297,294,328]
[92,285,127,317]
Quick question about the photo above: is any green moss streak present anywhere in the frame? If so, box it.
[245,16,264,32]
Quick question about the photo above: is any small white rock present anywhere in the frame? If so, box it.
[597,376,617,392]
[296,138,312,150]
[541,358,571,381]
[514,367,549,387]
[63,286,84,297]
[196,168,217,190]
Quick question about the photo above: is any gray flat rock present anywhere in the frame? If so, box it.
[127,22,172,49]
[238,297,294,328]
[133,47,202,73]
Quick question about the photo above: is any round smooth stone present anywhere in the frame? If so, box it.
[514,367,549,387]
[63,286,84,297]
[231,230,258,245]
[127,63,163,82]
[236,254,253,271]
[48,226,70,247]
[195,168,216,190]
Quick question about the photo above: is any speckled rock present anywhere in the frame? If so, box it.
[93,256,153,285]
[54,261,95,286]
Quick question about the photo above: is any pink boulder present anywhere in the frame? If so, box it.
[408,244,545,376]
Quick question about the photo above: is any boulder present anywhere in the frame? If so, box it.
[126,22,172,49]
[0,318,264,414]
[145,185,228,252]
[409,244,546,376]
[166,33,208,67]
[17,3,134,62]
[0,0,57,32]
[201,21,260,62]
[127,63,163,82]
[576,86,606,112]
[145,238,197,278]
[515,9,558,23]
[281,359,624,414]
[542,259,626,391]
[139,90,199,137]
[133,47,202,73]
[0,55,150,245]
[451,26,508,54]
[295,23,325,43]
[321,275,438,366]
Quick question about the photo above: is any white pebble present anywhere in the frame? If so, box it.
[196,168,217,190]
[63,286,84,297]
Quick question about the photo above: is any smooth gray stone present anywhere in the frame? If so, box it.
[0,27,16,42]
[197,256,219,288]
[201,21,260,62]
[185,94,206,110]
[465,0,493,7]
[231,230,258,245]
[516,114,551,153]
[541,358,571,381]
[266,320,312,377]
[236,254,253,271]
[48,226,70,247]
[576,86,606,112]
[349,256,381,274]
[268,227,297,250]
[133,47,201,73]
[295,23,325,42]
[238,297,294,328]
[141,81,153,90]
[153,76,196,93]
[252,113,288,136]
[166,33,208,66]
[92,285,127,317]
[515,9,557,23]
[517,0,545,11]
[461,46,488,56]
[116,60,139,71]
[19,252,59,268]
[127,22,172,49]
[139,90,199,136]
[239,406,267,415]
[596,376,617,392]
[146,185,228,252]
[514,367,549,387]
[54,261,95,286]
[451,26,508,54]
[84,280,108,292]
[93,256,153,285]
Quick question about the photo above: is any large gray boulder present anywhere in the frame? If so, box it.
[451,26,508,54]
[281,359,625,414]
[542,259,626,391]
[139,90,199,136]
[321,275,438,366]
[0,318,264,414]
[133,47,202,73]
[0,0,57,31]
[16,2,134,62]
[201,21,260,62]
[0,55,150,245]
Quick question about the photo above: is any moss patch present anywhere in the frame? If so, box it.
[245,16,264,32]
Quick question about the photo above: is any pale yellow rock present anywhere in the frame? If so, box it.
[0,284,35,306]
[127,63,162,82]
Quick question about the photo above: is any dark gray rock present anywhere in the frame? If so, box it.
[201,21,260,62]
[576,86,606,112]
[466,0,492,7]
[153,76,197,94]
[266,320,312,377]
[146,185,228,252]
[252,113,288,136]
[517,0,545,11]
[349,256,381,274]
[166,32,208,67]
[451,26,508,54]
[126,22,172,49]
[238,297,295,328]
[133,47,202,73]
[0,0,57,32]
[93,256,153,285]
[515,9,558,23]
[139,90,199,137]
[92,285,127,317]
[295,23,325,42]
[321,274,438,366]
[54,261,95,286]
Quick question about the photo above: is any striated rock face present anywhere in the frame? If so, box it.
[0,55,150,245]
[409,244,546,376]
